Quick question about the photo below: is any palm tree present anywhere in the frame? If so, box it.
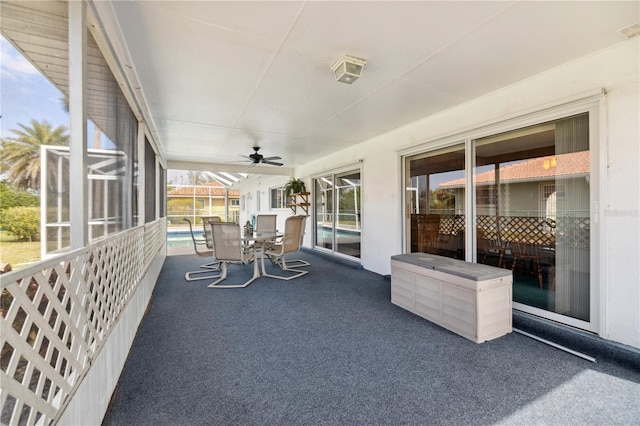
[0,119,69,190]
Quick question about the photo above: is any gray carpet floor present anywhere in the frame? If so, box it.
[102,251,640,426]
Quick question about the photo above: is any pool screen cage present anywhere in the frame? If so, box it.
[40,145,135,258]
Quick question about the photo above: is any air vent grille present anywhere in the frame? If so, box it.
[619,23,640,39]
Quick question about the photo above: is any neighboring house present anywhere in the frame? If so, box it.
[166,181,240,224]
[438,151,590,220]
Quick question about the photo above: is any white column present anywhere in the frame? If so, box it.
[225,190,230,222]
[69,1,88,249]
[40,146,48,258]
[137,123,146,225]
[465,138,475,262]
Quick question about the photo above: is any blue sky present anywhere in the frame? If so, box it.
[1,36,69,139]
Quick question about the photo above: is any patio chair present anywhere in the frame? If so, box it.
[201,215,222,248]
[477,228,505,268]
[511,242,545,288]
[281,215,311,268]
[419,214,440,254]
[184,218,221,281]
[249,214,277,251]
[256,214,277,233]
[260,216,308,280]
[207,222,257,288]
[245,215,278,265]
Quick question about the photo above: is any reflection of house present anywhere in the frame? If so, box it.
[166,182,240,224]
[438,151,590,218]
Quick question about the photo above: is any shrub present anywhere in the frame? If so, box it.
[0,181,39,212]
[1,207,40,241]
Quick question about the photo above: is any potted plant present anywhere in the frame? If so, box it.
[284,177,306,198]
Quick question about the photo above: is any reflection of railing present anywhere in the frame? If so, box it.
[412,214,589,253]
[438,215,465,236]
[1,218,165,425]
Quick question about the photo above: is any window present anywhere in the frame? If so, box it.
[145,138,156,223]
[270,186,291,209]
[86,30,138,240]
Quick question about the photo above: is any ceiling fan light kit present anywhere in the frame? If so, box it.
[331,54,367,84]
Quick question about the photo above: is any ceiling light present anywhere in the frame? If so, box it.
[331,54,367,84]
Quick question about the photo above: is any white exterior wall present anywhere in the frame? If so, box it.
[241,39,639,348]
[235,174,295,235]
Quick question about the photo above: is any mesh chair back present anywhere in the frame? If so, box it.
[297,215,307,245]
[211,223,242,262]
[282,216,304,254]
[183,218,212,255]
[256,214,277,233]
[202,216,222,247]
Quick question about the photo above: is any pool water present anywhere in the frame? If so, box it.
[316,226,360,240]
[167,229,201,248]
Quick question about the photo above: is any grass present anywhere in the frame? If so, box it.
[0,230,40,269]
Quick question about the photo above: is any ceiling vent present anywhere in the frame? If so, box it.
[331,54,367,84]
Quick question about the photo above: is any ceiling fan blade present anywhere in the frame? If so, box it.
[262,160,283,166]
[262,156,281,161]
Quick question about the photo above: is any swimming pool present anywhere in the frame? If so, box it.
[316,226,361,240]
[166,229,201,248]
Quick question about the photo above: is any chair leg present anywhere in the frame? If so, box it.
[271,253,310,269]
[536,259,543,289]
[207,263,259,288]
[260,253,308,281]
[281,258,310,268]
[199,261,221,270]
[185,261,222,281]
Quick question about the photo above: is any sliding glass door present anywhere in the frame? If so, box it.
[403,109,596,331]
[314,169,361,259]
[474,113,590,322]
[405,145,466,259]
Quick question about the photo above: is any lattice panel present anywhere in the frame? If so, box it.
[0,218,165,426]
[556,217,590,248]
[427,215,583,248]
[144,220,165,272]
[476,215,501,241]
[500,216,556,245]
[438,215,465,236]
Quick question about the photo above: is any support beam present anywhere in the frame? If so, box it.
[69,1,88,249]
[137,123,146,226]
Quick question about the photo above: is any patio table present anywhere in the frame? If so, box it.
[241,232,282,281]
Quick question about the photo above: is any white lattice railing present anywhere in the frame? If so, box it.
[0,218,166,426]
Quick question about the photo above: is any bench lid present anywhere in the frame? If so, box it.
[391,253,512,281]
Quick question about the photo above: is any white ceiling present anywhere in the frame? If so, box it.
[101,1,637,172]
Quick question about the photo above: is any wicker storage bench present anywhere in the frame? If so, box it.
[391,253,513,343]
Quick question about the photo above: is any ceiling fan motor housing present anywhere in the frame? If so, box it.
[244,147,283,166]
[250,147,263,162]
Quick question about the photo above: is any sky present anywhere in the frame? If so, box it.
[1,36,70,140]
[2,35,223,185]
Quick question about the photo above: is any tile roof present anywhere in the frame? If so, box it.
[439,151,590,188]
[167,181,239,197]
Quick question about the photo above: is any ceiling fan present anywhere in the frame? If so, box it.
[240,146,283,167]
